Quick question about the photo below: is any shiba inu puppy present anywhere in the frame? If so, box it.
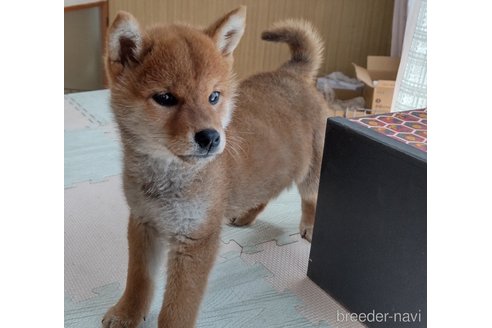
[102,6,329,328]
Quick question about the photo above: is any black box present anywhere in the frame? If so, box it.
[308,117,427,328]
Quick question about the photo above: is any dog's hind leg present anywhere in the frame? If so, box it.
[297,157,323,240]
[297,173,319,242]
[228,203,267,226]
[298,190,317,242]
[297,140,324,242]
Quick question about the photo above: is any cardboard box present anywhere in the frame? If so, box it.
[317,73,364,101]
[344,107,371,118]
[333,87,363,101]
[353,56,400,114]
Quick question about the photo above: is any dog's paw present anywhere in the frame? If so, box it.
[101,306,143,328]
[300,224,313,242]
[228,216,256,227]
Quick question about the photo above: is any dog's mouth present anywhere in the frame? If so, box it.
[178,153,218,162]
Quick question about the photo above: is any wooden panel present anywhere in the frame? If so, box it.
[109,0,394,80]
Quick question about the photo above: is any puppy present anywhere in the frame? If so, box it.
[102,6,329,328]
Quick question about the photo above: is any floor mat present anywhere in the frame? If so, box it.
[64,128,122,188]
[241,241,365,328]
[221,187,302,253]
[65,89,113,126]
[65,91,362,328]
[65,177,129,300]
[64,177,335,328]
[65,250,330,328]
[65,97,94,130]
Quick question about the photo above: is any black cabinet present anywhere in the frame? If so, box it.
[308,117,426,328]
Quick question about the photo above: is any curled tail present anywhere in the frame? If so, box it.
[262,19,324,80]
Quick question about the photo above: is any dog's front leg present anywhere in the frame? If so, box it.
[158,228,220,328]
[102,216,163,328]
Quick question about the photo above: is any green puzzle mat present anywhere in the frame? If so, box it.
[64,128,122,188]
[65,251,330,328]
[65,90,113,126]
[221,187,302,253]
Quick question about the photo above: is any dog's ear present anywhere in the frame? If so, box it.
[105,11,143,81]
[205,6,246,56]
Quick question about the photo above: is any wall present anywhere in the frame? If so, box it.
[109,0,394,80]
[65,7,105,92]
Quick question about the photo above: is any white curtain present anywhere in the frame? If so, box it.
[391,0,427,112]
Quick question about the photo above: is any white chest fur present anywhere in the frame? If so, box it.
[124,155,210,236]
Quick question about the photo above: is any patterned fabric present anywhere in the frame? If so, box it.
[351,108,427,152]
[392,0,427,112]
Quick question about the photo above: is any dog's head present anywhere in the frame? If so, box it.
[105,7,246,163]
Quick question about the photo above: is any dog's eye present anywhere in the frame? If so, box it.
[209,91,220,105]
[152,93,178,107]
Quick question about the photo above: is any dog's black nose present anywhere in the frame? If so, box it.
[194,129,220,151]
